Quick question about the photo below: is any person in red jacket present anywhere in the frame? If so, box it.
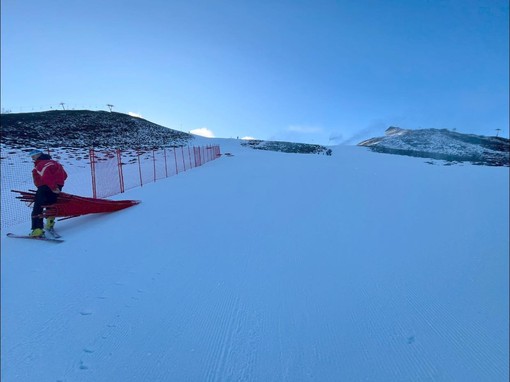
[29,149,68,237]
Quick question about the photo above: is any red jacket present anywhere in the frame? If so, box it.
[32,157,68,190]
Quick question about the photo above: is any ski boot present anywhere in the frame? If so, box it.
[29,228,45,238]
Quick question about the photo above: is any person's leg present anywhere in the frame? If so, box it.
[44,186,60,230]
[45,216,56,230]
[31,186,58,235]
[31,187,46,230]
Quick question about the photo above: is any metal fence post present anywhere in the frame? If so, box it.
[90,148,97,198]
[117,149,125,193]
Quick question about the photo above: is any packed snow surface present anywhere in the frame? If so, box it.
[1,140,509,381]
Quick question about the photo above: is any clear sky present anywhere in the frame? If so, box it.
[1,0,508,145]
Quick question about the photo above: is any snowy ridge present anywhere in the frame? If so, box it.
[0,110,329,156]
[0,110,192,149]
[358,127,509,166]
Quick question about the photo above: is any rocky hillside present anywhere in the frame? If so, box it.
[0,110,192,150]
[1,110,331,156]
[358,127,509,166]
[1,110,331,155]
[241,139,330,155]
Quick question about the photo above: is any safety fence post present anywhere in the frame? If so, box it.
[173,147,179,174]
[181,146,186,171]
[117,149,125,193]
[164,148,168,178]
[90,148,97,198]
[137,151,143,187]
[152,149,156,182]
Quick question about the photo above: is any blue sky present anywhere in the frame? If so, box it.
[1,0,508,144]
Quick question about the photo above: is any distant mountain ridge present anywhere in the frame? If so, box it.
[3,111,508,165]
[358,127,509,166]
[0,110,328,156]
[0,110,192,149]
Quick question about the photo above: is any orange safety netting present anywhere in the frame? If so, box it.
[12,190,140,220]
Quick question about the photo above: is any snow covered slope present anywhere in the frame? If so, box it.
[359,126,509,166]
[1,139,508,382]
